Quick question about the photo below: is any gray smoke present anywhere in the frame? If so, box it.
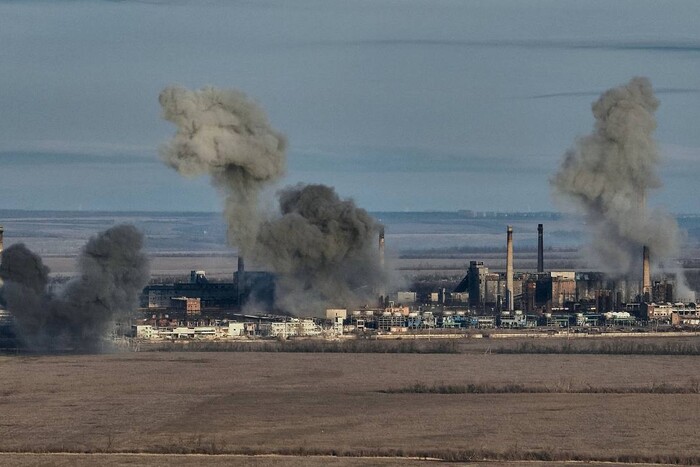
[0,225,149,352]
[552,77,679,277]
[159,86,287,253]
[255,184,386,315]
[160,86,387,315]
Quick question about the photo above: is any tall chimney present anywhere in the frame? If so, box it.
[378,227,385,269]
[506,225,514,311]
[537,224,544,273]
[378,227,386,304]
[237,255,245,306]
[642,246,651,302]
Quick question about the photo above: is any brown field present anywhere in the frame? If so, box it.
[2,350,700,465]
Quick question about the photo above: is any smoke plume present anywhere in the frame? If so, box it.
[160,86,387,315]
[159,86,287,252]
[255,184,386,314]
[552,77,679,277]
[0,225,149,352]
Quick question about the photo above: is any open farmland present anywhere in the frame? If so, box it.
[1,350,700,465]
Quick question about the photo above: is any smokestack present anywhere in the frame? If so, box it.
[537,224,544,273]
[378,227,386,304]
[379,227,385,269]
[237,255,245,306]
[642,246,651,302]
[506,225,514,311]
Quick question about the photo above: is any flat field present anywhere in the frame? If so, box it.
[1,350,700,465]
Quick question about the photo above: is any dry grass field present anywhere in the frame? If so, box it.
[2,350,700,465]
[0,453,662,467]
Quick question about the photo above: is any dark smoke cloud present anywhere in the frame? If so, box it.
[0,225,149,352]
[255,184,386,314]
[159,86,287,253]
[552,77,679,277]
[160,86,387,315]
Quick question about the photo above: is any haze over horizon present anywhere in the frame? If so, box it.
[1,0,699,213]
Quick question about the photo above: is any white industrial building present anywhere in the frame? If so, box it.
[131,321,254,340]
[396,291,417,304]
[260,318,322,338]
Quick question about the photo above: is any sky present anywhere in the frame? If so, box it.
[0,0,699,213]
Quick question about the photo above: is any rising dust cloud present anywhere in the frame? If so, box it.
[552,77,680,279]
[0,225,149,351]
[160,86,387,315]
[256,184,386,314]
[159,86,287,253]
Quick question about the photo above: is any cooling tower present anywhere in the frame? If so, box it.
[506,226,514,311]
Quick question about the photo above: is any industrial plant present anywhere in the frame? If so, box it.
[1,79,698,348]
[126,221,700,344]
[1,210,698,351]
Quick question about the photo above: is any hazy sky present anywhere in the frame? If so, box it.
[1,0,699,213]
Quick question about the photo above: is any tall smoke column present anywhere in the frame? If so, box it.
[552,77,678,277]
[255,184,386,315]
[506,226,514,311]
[537,224,544,273]
[0,225,149,352]
[642,246,651,301]
[159,86,287,253]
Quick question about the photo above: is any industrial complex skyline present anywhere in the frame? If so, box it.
[1,1,699,213]
[3,3,700,463]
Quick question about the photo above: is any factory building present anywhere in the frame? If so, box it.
[534,271,577,312]
[146,280,238,309]
[652,280,674,304]
[325,309,346,335]
[641,302,699,323]
[451,223,695,317]
[259,318,322,338]
[170,297,201,317]
[452,261,488,308]
[232,267,275,309]
[144,268,275,310]
[454,261,525,311]
[376,311,406,331]
[396,291,417,304]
